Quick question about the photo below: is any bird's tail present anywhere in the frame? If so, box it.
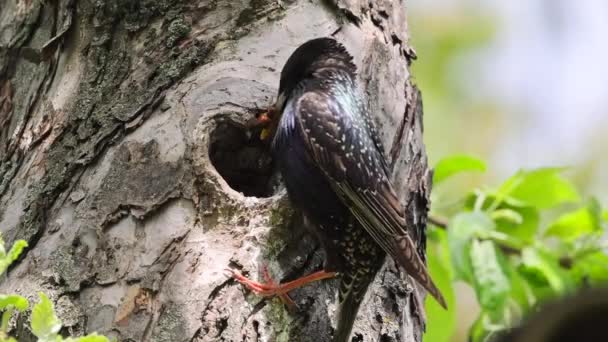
[394,235,447,309]
[333,270,376,342]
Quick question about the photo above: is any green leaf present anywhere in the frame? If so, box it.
[508,269,534,312]
[7,240,27,262]
[469,240,511,318]
[518,247,571,296]
[424,230,456,342]
[0,295,27,334]
[476,230,525,251]
[31,293,61,340]
[2,309,12,333]
[495,205,539,244]
[570,251,608,286]
[491,209,523,224]
[448,212,495,282]
[0,295,28,311]
[468,315,486,342]
[433,155,486,185]
[497,168,580,209]
[468,312,506,342]
[545,199,602,241]
[0,240,27,275]
[465,192,540,243]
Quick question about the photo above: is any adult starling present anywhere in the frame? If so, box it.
[230,37,446,341]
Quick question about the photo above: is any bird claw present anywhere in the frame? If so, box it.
[260,265,299,310]
[225,266,298,310]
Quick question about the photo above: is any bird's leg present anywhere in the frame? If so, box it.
[228,267,337,298]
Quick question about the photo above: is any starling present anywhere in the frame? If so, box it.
[230,37,447,341]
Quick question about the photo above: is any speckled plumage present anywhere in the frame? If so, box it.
[271,38,446,341]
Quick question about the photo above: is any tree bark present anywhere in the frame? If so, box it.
[0,1,431,341]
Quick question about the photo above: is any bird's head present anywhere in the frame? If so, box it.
[252,37,356,141]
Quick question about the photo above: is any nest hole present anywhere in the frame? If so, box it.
[209,119,277,198]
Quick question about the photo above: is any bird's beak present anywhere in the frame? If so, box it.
[257,92,287,141]
[245,106,275,141]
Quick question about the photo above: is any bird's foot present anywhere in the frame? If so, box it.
[227,265,297,309]
[226,266,337,309]
[260,265,298,309]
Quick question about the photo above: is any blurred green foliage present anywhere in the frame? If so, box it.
[434,155,486,185]
[411,13,496,113]
[0,236,111,342]
[410,8,607,342]
[411,14,496,108]
[424,156,608,342]
[410,12,500,200]
[425,229,456,342]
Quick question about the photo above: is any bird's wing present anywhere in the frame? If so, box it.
[292,89,447,308]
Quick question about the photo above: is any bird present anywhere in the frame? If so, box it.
[229,37,447,342]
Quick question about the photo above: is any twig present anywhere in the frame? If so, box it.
[428,215,521,256]
[428,215,448,229]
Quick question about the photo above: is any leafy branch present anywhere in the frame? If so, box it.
[0,236,112,342]
[424,155,608,342]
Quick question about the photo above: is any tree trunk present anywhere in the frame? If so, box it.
[0,1,431,341]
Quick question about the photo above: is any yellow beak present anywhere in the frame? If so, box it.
[260,128,271,140]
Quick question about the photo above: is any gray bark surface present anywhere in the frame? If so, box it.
[0,1,431,341]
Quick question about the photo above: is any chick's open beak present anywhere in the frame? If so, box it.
[254,111,269,140]
[257,112,271,125]
[257,104,280,141]
[245,110,274,141]
[253,110,272,140]
[248,96,283,141]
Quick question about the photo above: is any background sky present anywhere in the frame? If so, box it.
[409,0,608,203]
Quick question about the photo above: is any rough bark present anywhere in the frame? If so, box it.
[0,1,431,341]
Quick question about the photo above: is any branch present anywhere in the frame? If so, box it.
[428,215,448,229]
[428,215,521,256]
